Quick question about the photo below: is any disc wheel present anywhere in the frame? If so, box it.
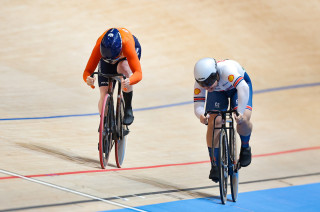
[115,98,128,168]
[229,127,239,202]
[99,94,113,169]
[218,129,228,204]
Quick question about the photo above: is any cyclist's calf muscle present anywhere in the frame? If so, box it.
[206,114,223,148]
[236,109,252,136]
[98,86,109,114]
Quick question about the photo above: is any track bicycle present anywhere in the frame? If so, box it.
[91,72,129,169]
[206,109,241,204]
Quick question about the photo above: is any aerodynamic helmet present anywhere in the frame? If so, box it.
[194,57,218,87]
[100,28,122,63]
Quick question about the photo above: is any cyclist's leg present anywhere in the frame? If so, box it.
[236,109,252,138]
[206,91,229,165]
[231,73,253,166]
[231,76,253,145]
[98,87,108,114]
[117,60,133,92]
[116,35,141,125]
[117,60,134,125]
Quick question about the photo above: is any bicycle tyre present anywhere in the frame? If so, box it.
[99,94,113,169]
[218,128,228,205]
[229,127,239,202]
[115,97,127,168]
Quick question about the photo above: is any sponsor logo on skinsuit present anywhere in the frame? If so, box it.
[194,88,201,95]
[228,75,234,82]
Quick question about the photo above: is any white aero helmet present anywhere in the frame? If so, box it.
[194,57,218,87]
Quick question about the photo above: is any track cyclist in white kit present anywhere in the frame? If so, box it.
[193,58,253,182]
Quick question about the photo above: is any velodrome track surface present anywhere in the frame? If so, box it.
[1,1,320,211]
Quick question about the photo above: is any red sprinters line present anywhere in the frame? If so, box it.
[1,146,319,180]
[253,146,320,157]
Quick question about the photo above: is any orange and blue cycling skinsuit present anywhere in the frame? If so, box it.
[82,27,142,87]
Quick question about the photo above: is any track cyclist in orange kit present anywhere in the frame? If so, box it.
[83,27,142,125]
[193,58,253,182]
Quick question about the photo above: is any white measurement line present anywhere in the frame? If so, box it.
[132,194,146,199]
[0,169,147,212]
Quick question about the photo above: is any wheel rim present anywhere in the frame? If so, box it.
[219,129,228,204]
[115,98,127,168]
[230,172,239,202]
[99,95,113,169]
[229,128,239,202]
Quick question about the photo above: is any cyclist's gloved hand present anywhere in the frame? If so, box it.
[234,112,244,125]
[121,78,130,91]
[200,114,209,125]
[86,76,96,89]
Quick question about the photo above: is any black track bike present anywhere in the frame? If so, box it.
[91,72,129,169]
[206,109,241,204]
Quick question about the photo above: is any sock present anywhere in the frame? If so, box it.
[208,147,214,167]
[214,148,219,166]
[240,134,251,148]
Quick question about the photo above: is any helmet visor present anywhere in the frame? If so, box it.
[196,72,218,87]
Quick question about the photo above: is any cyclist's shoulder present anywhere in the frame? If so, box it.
[218,59,240,68]
[194,81,206,95]
[218,60,243,74]
[117,28,134,42]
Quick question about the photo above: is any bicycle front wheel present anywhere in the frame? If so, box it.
[99,94,113,169]
[218,128,228,205]
[229,127,239,202]
[115,97,127,168]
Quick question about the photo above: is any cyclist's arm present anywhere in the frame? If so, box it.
[222,64,249,115]
[193,82,206,119]
[236,81,249,114]
[122,41,142,85]
[82,34,105,83]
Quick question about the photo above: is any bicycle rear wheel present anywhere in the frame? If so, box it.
[218,128,228,204]
[99,94,113,169]
[229,127,239,202]
[115,97,127,168]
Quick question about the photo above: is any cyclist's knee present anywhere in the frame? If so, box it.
[243,109,252,121]
[237,121,252,136]
[99,86,108,98]
[208,115,222,128]
[117,60,132,78]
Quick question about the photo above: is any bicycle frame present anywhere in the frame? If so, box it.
[91,72,124,140]
[206,110,237,169]
[206,109,240,204]
[90,72,128,169]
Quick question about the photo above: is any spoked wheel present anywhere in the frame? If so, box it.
[218,129,229,204]
[229,127,239,202]
[99,94,114,169]
[115,97,128,168]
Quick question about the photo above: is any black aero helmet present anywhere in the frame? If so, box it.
[100,28,122,62]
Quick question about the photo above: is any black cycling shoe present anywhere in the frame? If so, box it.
[239,146,252,167]
[209,165,219,183]
[123,108,134,125]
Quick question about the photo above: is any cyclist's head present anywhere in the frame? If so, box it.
[194,57,218,87]
[100,28,122,63]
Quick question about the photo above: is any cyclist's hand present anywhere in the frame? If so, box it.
[121,78,130,91]
[234,113,244,125]
[200,114,209,125]
[86,76,95,89]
